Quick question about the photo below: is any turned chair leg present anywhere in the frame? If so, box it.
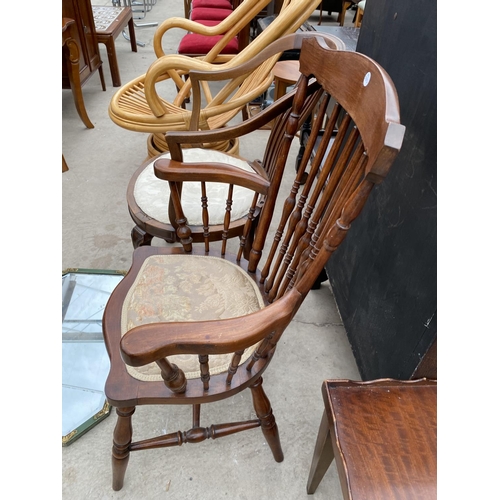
[112,406,135,491]
[250,376,284,462]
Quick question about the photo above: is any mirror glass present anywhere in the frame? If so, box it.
[62,270,124,446]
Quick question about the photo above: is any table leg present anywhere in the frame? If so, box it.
[127,17,138,52]
[104,37,121,87]
[306,410,335,494]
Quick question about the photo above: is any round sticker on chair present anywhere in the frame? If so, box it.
[363,72,371,86]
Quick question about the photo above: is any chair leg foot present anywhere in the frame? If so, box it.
[111,407,135,491]
[250,376,284,462]
[131,226,153,248]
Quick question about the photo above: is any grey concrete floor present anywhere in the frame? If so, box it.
[62,2,360,498]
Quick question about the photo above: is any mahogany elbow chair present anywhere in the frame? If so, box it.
[102,36,405,491]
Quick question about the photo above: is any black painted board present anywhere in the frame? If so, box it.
[326,0,437,379]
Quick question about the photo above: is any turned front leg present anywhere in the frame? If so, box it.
[112,406,135,491]
[250,377,284,462]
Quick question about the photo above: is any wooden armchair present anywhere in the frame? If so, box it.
[125,32,346,248]
[103,36,405,490]
[108,0,324,158]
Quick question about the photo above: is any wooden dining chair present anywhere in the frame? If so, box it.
[102,36,405,491]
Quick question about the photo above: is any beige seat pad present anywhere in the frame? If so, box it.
[134,148,256,226]
[121,254,264,381]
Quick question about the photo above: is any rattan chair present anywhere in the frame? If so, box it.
[109,0,324,158]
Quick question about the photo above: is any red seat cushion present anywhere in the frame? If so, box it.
[190,7,233,21]
[179,18,239,56]
[178,31,239,55]
[191,0,233,9]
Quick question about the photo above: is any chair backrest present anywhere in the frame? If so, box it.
[158,36,405,311]
[145,0,324,124]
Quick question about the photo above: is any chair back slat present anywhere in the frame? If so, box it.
[221,185,234,255]
[201,182,210,252]
[237,192,260,261]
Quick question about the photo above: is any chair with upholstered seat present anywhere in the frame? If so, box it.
[108,0,325,158]
[182,0,250,56]
[125,32,346,248]
[102,36,405,490]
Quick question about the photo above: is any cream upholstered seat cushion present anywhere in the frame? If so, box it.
[134,148,257,226]
[121,254,265,381]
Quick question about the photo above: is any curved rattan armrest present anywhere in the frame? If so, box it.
[189,32,345,85]
[153,17,230,59]
[143,30,323,118]
[153,158,270,194]
[144,55,222,116]
[120,289,302,367]
[186,32,344,128]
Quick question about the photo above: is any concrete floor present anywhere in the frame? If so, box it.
[62,2,360,498]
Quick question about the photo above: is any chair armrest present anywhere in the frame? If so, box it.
[153,17,230,59]
[144,54,222,116]
[189,32,345,84]
[144,32,342,121]
[153,158,270,195]
[120,288,302,367]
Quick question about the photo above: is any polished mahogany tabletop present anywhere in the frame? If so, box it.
[307,378,437,499]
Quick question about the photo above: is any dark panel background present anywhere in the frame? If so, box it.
[326,0,437,379]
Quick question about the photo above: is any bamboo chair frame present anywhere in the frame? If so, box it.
[108,0,324,157]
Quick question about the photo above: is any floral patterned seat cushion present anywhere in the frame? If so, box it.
[121,254,264,381]
[133,148,256,226]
